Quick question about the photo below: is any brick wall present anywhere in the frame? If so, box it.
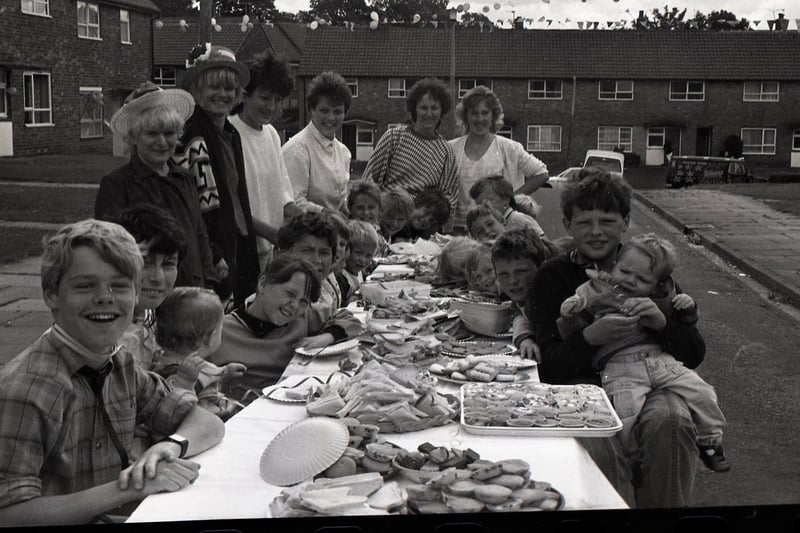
[0,1,154,156]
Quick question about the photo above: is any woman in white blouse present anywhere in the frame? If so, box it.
[282,71,352,213]
[449,85,550,225]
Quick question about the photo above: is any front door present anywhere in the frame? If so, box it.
[645,128,665,166]
[341,124,356,159]
[696,127,712,156]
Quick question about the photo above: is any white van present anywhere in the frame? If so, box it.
[583,150,625,177]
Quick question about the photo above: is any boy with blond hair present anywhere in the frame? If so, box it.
[0,219,223,525]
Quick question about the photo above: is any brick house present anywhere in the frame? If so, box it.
[298,26,800,169]
[0,0,160,156]
[152,19,306,138]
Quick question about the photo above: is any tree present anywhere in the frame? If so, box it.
[691,10,749,31]
[310,0,370,24]
[370,0,448,23]
[460,12,495,28]
[650,5,687,29]
[150,0,194,17]
[216,0,277,20]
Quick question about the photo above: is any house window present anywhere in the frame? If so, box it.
[23,72,52,125]
[21,0,49,16]
[388,79,406,98]
[356,124,373,146]
[0,71,8,118]
[80,87,104,138]
[153,67,176,87]
[741,128,776,155]
[120,9,130,43]
[598,126,632,152]
[77,1,100,39]
[458,78,493,98]
[387,123,404,130]
[496,126,512,139]
[743,81,779,102]
[528,80,562,99]
[598,80,633,100]
[793,129,800,151]
[669,81,704,101]
[526,125,561,152]
[346,78,358,98]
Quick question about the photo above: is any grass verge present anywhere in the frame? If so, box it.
[0,186,96,223]
[0,227,52,264]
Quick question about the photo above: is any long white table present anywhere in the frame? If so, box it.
[128,351,627,523]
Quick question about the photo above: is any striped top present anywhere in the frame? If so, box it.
[363,125,459,218]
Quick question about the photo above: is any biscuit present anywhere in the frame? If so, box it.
[491,474,527,489]
[472,484,513,504]
[486,497,524,512]
[443,494,485,513]
[360,455,394,474]
[470,463,503,481]
[446,479,481,497]
[405,484,441,502]
[499,459,530,475]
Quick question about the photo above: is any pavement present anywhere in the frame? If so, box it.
[2,188,800,366]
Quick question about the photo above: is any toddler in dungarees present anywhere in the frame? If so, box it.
[558,233,730,472]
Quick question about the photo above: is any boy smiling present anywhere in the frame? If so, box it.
[0,220,223,525]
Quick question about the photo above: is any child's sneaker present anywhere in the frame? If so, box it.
[698,445,731,472]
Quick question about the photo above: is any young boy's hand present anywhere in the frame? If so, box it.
[173,354,205,390]
[621,297,667,330]
[672,293,696,311]
[296,333,335,351]
[224,362,247,378]
[118,443,200,494]
[518,338,541,362]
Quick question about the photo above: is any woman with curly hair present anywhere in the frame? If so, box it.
[231,51,303,270]
[282,71,353,213]
[362,77,459,227]
[449,85,550,226]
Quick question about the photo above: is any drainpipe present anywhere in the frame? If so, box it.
[567,75,576,165]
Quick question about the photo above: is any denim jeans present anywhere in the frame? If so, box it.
[602,348,726,452]
[578,388,698,508]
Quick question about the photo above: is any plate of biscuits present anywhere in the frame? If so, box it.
[429,356,536,384]
[440,340,515,358]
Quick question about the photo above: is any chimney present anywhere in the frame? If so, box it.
[636,10,647,30]
[776,13,789,31]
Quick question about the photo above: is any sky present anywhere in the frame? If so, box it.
[273,0,800,30]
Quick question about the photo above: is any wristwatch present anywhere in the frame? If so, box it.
[163,433,189,458]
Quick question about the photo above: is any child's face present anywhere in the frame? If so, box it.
[332,236,349,274]
[289,234,334,279]
[410,206,435,232]
[137,239,178,311]
[380,209,408,237]
[44,246,137,355]
[494,257,538,303]
[350,194,380,225]
[563,207,628,265]
[198,316,224,358]
[611,247,659,298]
[257,271,310,326]
[474,189,507,213]
[469,214,505,242]
[346,243,374,274]
[468,254,497,292]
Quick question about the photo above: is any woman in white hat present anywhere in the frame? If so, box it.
[95,81,217,290]
[174,44,260,308]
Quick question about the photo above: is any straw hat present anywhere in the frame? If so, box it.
[110,82,195,137]
[179,44,250,92]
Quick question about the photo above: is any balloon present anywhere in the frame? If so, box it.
[240,23,247,32]
[412,13,421,23]
[463,2,470,11]
[242,14,249,23]
[214,24,222,32]
[154,19,164,29]
[247,22,253,28]
[432,13,438,19]
[319,18,326,24]
[457,5,463,12]
[211,17,216,25]
[369,19,379,29]
[370,11,379,21]
[310,20,318,29]
[482,5,490,13]
[493,3,501,10]
[178,19,187,26]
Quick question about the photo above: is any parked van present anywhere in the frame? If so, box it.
[583,150,625,177]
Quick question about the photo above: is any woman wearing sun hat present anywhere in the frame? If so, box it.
[95,81,218,290]
[174,44,260,308]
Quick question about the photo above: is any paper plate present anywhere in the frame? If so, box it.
[260,418,349,486]
[295,338,360,357]
[435,371,534,385]
[263,376,324,404]
[460,318,513,339]
[440,340,515,358]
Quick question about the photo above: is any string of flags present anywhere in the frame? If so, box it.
[148,2,800,33]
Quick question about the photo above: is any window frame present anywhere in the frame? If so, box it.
[458,78,493,99]
[0,71,8,118]
[646,127,665,149]
[345,78,358,98]
[356,124,373,146]
[792,129,800,151]
[21,0,50,16]
[77,1,101,40]
[387,78,406,99]
[23,71,53,126]
[80,86,104,139]
[743,81,779,102]
[119,9,131,44]
[528,79,563,100]
[526,125,562,152]
[669,80,705,101]
[598,80,633,101]
[597,126,632,152]
[153,67,177,87]
[741,127,776,155]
